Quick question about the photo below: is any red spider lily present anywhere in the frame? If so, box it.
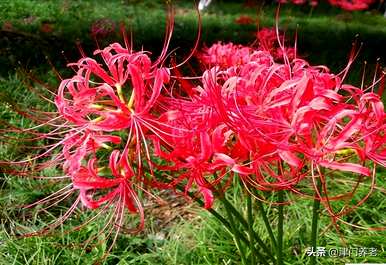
[151,94,237,208]
[197,28,295,69]
[52,41,182,225]
[2,21,13,31]
[329,0,376,10]
[55,42,175,153]
[90,18,116,38]
[279,0,378,11]
[73,150,144,223]
[1,4,208,246]
[235,15,255,25]
[2,8,183,242]
[160,131,218,209]
[195,38,385,206]
[40,22,54,33]
[256,27,296,61]
[197,42,257,68]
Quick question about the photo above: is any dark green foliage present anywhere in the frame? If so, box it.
[0,0,385,79]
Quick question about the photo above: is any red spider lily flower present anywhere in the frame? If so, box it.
[152,111,234,208]
[73,150,144,227]
[55,42,176,163]
[2,21,13,31]
[235,15,255,25]
[196,62,307,190]
[61,130,121,173]
[196,38,385,201]
[280,0,377,11]
[53,41,181,216]
[4,6,185,243]
[329,0,377,10]
[151,78,247,207]
[198,28,296,68]
[197,42,256,68]
[90,18,116,38]
[256,27,296,61]
[40,22,54,33]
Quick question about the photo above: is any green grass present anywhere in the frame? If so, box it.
[1,82,385,263]
[207,170,386,265]
[0,0,385,78]
[1,174,385,264]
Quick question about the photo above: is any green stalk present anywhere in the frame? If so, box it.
[256,198,277,249]
[207,204,257,260]
[247,195,256,265]
[221,196,276,263]
[277,190,284,265]
[175,184,270,265]
[210,208,264,262]
[310,179,322,265]
[219,197,270,265]
[174,184,233,235]
[177,187,249,251]
[224,200,248,265]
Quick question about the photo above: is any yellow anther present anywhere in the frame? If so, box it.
[91,116,104,123]
[97,166,106,172]
[128,90,135,110]
[115,83,125,103]
[100,143,112,150]
[90,103,104,110]
[336,148,356,156]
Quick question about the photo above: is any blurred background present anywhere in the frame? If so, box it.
[0,0,385,78]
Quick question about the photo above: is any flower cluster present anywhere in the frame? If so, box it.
[279,0,377,11]
[185,40,385,216]
[53,42,179,230]
[198,28,295,67]
[5,25,385,239]
[53,34,385,221]
[90,18,116,38]
[235,15,255,25]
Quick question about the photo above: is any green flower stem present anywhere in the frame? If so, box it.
[175,184,270,265]
[224,199,248,265]
[247,195,256,265]
[310,179,322,265]
[256,198,277,249]
[205,205,256,260]
[180,189,248,249]
[215,197,269,265]
[221,196,276,263]
[174,185,234,235]
[277,190,284,265]
[209,207,269,265]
